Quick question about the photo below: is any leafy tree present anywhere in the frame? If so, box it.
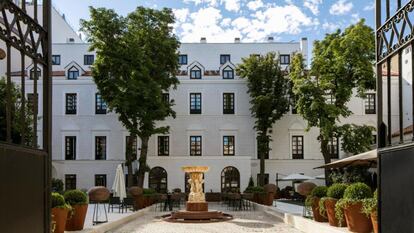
[0,78,33,145]
[237,53,290,186]
[290,20,376,184]
[81,7,179,187]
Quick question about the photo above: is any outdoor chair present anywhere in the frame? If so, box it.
[171,193,182,209]
[241,193,254,211]
[121,197,134,213]
[108,196,122,213]
[155,194,167,212]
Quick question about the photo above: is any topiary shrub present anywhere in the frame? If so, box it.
[143,188,157,196]
[343,182,372,200]
[327,183,348,199]
[52,192,70,209]
[244,186,264,193]
[52,178,64,193]
[64,190,88,206]
[248,176,255,187]
[305,186,327,207]
[335,182,373,225]
[362,189,378,216]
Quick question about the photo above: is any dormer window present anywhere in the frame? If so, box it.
[190,66,202,79]
[29,67,41,80]
[222,66,234,79]
[68,66,79,80]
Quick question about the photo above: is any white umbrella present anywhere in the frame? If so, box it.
[112,164,127,201]
[315,174,325,180]
[314,149,377,169]
[281,173,315,181]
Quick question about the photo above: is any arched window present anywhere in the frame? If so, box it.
[221,166,240,193]
[149,166,168,193]
[67,66,79,80]
[222,66,234,79]
[30,67,41,80]
[190,66,202,79]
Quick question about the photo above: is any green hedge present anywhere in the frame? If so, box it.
[343,182,372,200]
[64,190,88,205]
[327,183,348,199]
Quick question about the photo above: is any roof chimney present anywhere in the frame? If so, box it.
[200,37,207,43]
[234,37,241,43]
[267,36,274,42]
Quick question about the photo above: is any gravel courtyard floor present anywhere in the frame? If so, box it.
[108,204,303,233]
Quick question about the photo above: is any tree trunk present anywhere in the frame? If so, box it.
[136,136,149,187]
[257,133,268,187]
[320,138,331,186]
[125,133,136,188]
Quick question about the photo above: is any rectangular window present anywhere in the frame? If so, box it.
[257,173,269,185]
[292,136,304,159]
[65,136,76,160]
[328,137,339,159]
[280,54,290,65]
[65,93,77,115]
[95,93,107,114]
[158,136,170,156]
[178,54,188,65]
[95,136,107,160]
[223,136,235,156]
[125,136,137,159]
[84,55,95,65]
[190,93,202,114]
[95,174,107,187]
[162,93,170,104]
[257,139,269,159]
[190,136,202,156]
[223,93,235,114]
[365,93,376,114]
[220,54,231,64]
[52,55,61,65]
[65,174,76,190]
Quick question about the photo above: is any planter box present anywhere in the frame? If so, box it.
[205,193,221,202]
[65,204,88,231]
[52,208,69,233]
[344,202,372,233]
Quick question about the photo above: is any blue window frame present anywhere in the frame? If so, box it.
[52,55,61,65]
[190,66,202,79]
[220,54,231,64]
[178,54,188,65]
[67,66,79,80]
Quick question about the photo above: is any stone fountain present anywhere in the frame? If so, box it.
[162,166,232,222]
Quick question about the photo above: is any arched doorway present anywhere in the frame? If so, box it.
[221,166,240,193]
[148,167,168,193]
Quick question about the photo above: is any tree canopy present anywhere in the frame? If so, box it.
[290,20,376,183]
[81,6,180,187]
[237,52,290,186]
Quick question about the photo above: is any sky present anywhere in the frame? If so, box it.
[53,0,376,45]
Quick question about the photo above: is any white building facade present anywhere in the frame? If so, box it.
[9,7,378,193]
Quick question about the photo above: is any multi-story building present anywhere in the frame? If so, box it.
[9,7,378,193]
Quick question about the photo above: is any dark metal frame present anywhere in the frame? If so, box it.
[221,166,240,193]
[148,166,168,193]
[376,1,414,232]
[0,1,51,232]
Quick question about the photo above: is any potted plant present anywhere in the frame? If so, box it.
[143,188,156,207]
[319,183,348,227]
[362,189,378,233]
[305,186,328,222]
[64,190,88,231]
[336,182,373,233]
[51,192,71,233]
[244,186,265,204]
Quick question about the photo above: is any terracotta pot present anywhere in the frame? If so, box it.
[297,182,317,196]
[264,192,274,206]
[311,198,328,222]
[344,202,373,233]
[65,204,88,231]
[132,195,144,210]
[52,207,69,233]
[88,186,110,202]
[325,198,347,227]
[371,211,378,233]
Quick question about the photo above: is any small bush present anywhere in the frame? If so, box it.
[143,188,156,196]
[327,183,348,199]
[52,178,64,193]
[244,186,264,193]
[172,188,181,193]
[343,182,372,200]
[362,189,378,216]
[310,186,328,198]
[52,192,68,209]
[64,190,88,205]
[248,176,255,187]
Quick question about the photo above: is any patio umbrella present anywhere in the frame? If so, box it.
[314,149,377,169]
[112,164,127,201]
[280,173,315,181]
[315,174,325,180]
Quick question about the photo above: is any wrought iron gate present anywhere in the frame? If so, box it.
[0,1,51,232]
[376,0,414,232]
